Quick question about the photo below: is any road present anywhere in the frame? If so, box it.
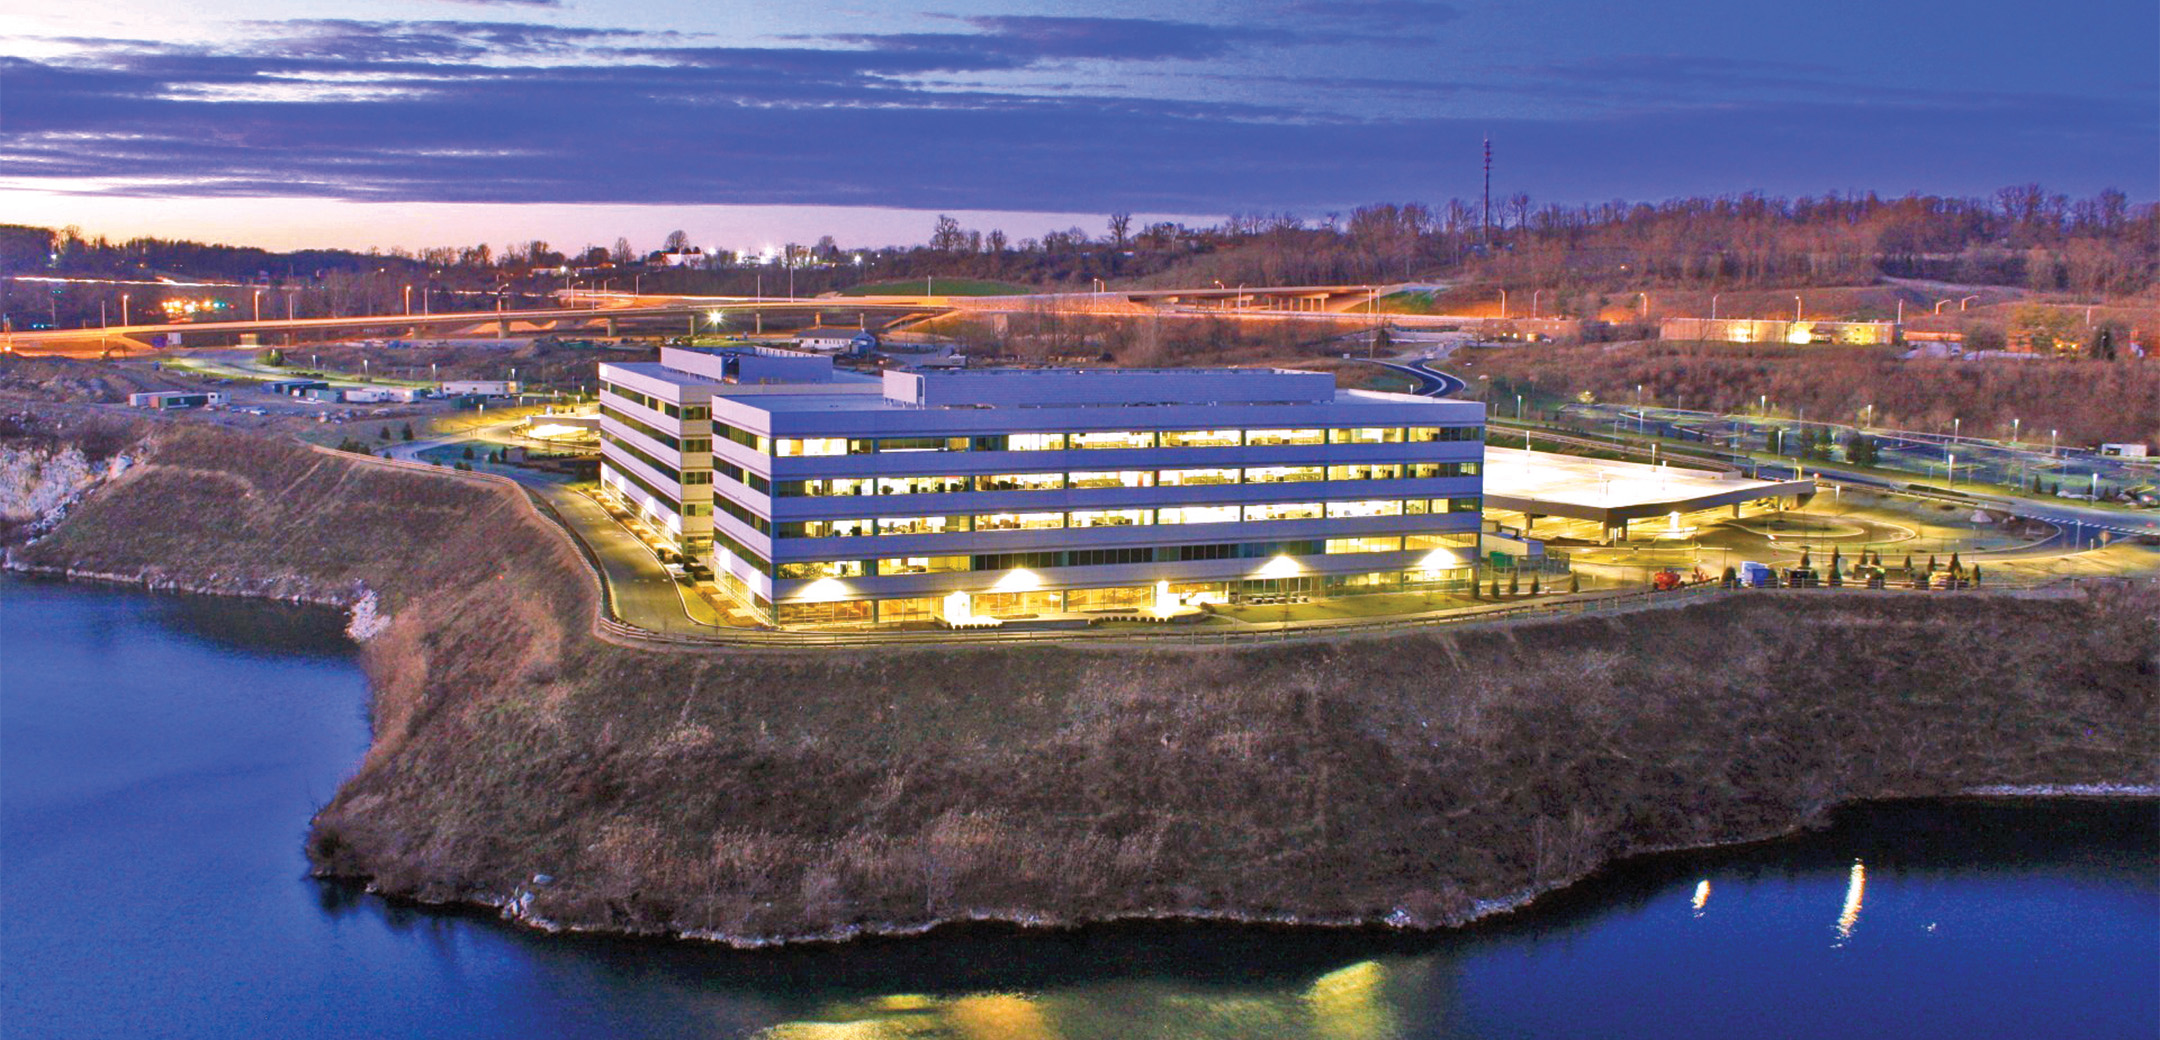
[386,418,727,633]
[1370,358,1467,398]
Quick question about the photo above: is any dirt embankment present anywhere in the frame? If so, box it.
[11,424,2158,946]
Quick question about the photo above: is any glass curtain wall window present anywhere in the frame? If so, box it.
[1158,505,1241,525]
[1069,470,1155,489]
[975,512,1066,531]
[1246,465,1325,483]
[1160,429,1243,448]
[976,473,1065,492]
[1329,427,1405,444]
[1158,468,1241,486]
[1245,429,1325,447]
[1069,431,1159,450]
[1070,508,1152,528]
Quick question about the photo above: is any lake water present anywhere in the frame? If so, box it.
[3,574,2154,1039]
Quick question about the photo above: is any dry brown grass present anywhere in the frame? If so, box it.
[20,424,2160,943]
[1468,340,2160,446]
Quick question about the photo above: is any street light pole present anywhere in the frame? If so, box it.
[1793,295,1802,322]
[121,293,130,327]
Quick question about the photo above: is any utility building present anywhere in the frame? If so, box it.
[597,348,1485,625]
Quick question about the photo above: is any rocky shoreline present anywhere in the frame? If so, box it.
[10,422,2158,948]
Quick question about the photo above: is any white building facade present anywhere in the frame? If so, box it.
[598,347,1485,625]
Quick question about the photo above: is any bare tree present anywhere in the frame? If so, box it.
[1107,212,1132,249]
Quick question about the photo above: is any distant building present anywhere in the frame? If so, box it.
[440,380,520,396]
[342,387,425,404]
[128,391,227,410]
[792,326,880,355]
[1661,318,1898,346]
[656,249,706,268]
[262,378,330,396]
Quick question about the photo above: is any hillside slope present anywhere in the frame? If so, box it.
[12,424,2156,944]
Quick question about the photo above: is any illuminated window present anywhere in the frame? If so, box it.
[1070,470,1155,489]
[975,472,1065,492]
[775,437,847,457]
[1245,428,1325,447]
[1448,497,1480,512]
[1161,429,1243,448]
[1158,467,1241,486]
[1243,502,1323,522]
[777,560,868,578]
[778,518,874,538]
[876,556,971,575]
[1070,430,1158,450]
[1158,504,1241,525]
[1245,465,1325,483]
[1326,500,1404,519]
[1326,536,1403,554]
[777,477,875,497]
[877,436,970,453]
[1406,532,1477,549]
[1406,426,1482,443]
[1004,433,1068,451]
[1070,508,1152,528]
[876,515,971,536]
[1328,463,1403,481]
[1404,499,1433,515]
[974,511,1065,531]
[875,475,969,495]
[1329,427,1405,445]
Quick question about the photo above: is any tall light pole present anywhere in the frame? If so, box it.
[1793,295,1802,322]
[1934,299,1949,314]
[402,284,412,315]
[1710,292,1720,320]
[2050,429,2058,457]
[1953,416,1960,442]
[252,289,263,323]
[1959,295,1978,311]
[1532,289,1543,318]
[120,293,130,327]
[1498,288,1507,319]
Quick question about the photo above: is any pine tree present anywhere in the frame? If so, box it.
[1529,574,1541,595]
[1568,572,1580,594]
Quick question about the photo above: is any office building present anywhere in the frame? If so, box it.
[597,347,1485,625]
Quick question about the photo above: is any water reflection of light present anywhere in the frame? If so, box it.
[1834,859,1866,944]
[947,994,1053,1039]
[1691,879,1711,917]
[761,992,1054,1040]
[1307,960,1396,1040]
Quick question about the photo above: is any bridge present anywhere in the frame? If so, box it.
[2,283,1510,357]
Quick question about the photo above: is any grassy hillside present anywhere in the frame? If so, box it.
[15,424,2157,944]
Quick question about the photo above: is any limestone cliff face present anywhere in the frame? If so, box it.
[18,423,2160,947]
[0,441,124,538]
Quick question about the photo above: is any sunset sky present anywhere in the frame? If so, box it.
[4,0,2153,253]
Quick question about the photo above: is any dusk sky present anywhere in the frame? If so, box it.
[4,0,2154,253]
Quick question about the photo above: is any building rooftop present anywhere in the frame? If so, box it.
[1484,447,1815,522]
